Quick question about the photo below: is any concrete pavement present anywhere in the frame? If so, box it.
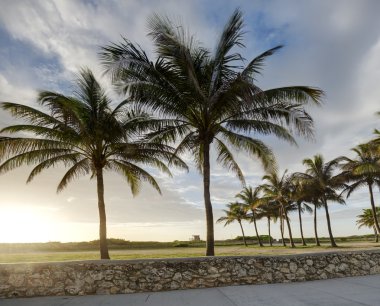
[2,274,380,305]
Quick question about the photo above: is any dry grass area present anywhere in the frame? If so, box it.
[0,241,379,264]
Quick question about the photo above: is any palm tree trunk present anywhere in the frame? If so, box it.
[252,211,263,247]
[314,204,320,246]
[368,183,380,234]
[96,168,110,260]
[267,216,272,246]
[203,141,214,256]
[284,209,295,248]
[238,221,247,247]
[374,226,378,243]
[323,198,337,247]
[297,202,307,246]
[279,208,286,246]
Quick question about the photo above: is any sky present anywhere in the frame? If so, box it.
[0,0,380,243]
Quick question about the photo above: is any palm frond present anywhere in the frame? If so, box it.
[0,148,75,174]
[241,45,283,81]
[224,119,296,144]
[57,158,91,192]
[27,153,82,183]
[1,102,78,134]
[210,9,245,94]
[109,160,161,196]
[263,86,323,106]
[0,138,72,159]
[215,138,245,184]
[220,129,277,172]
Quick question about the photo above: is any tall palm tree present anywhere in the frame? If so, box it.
[339,143,380,234]
[0,69,186,259]
[292,171,323,246]
[296,201,312,246]
[256,200,278,246]
[236,186,264,246]
[311,200,323,246]
[261,193,287,246]
[260,171,296,247]
[217,202,249,246]
[289,176,313,246]
[100,10,323,255]
[356,208,380,242]
[297,155,345,247]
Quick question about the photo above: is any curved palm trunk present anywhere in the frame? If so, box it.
[252,211,263,247]
[203,141,214,256]
[267,216,272,246]
[284,209,295,248]
[368,184,380,234]
[297,202,307,246]
[323,198,337,247]
[238,220,247,247]
[96,168,110,259]
[314,204,320,246]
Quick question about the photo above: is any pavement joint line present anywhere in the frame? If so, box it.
[145,293,151,303]
[217,287,239,306]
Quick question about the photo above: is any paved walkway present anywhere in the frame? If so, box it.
[2,274,380,306]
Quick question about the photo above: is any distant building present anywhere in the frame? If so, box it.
[191,235,201,242]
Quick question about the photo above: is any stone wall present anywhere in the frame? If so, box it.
[1,250,380,298]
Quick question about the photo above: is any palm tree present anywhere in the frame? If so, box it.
[289,176,313,246]
[256,200,278,246]
[100,9,323,255]
[0,69,186,259]
[339,143,380,234]
[297,155,345,247]
[292,172,323,246]
[236,186,264,246]
[356,208,380,242]
[217,202,249,246]
[260,171,296,247]
[311,200,323,246]
[296,201,312,246]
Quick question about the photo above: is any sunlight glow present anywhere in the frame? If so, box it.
[0,206,54,243]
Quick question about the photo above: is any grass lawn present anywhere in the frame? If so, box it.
[0,241,379,263]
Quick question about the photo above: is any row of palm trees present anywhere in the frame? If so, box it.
[0,9,324,258]
[218,133,380,248]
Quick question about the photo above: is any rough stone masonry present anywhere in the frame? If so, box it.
[1,250,380,298]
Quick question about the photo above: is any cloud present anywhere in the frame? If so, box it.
[0,0,217,82]
[0,0,379,242]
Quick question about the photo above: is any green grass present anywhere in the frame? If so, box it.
[1,242,379,264]
[1,234,377,253]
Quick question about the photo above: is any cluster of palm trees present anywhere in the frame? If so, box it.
[357,208,380,242]
[0,9,325,259]
[219,132,380,248]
